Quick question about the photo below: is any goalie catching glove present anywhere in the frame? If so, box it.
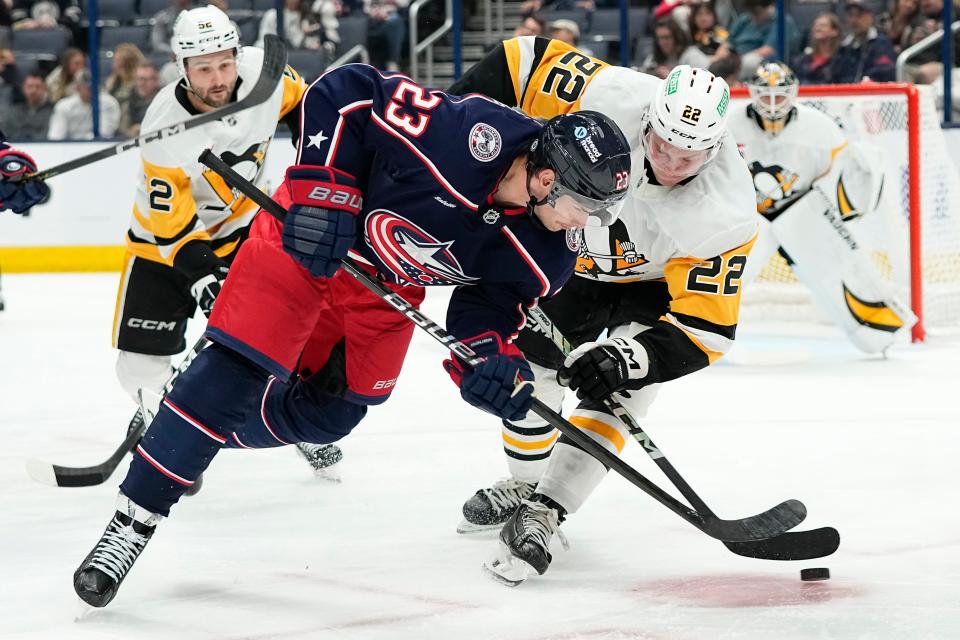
[444,332,535,421]
[557,336,650,403]
[281,165,363,278]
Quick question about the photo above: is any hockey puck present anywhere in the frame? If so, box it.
[800,567,830,581]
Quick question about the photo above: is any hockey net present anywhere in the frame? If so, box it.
[731,83,960,340]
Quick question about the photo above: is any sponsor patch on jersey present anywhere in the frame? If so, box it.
[364,210,480,286]
[468,123,502,162]
[566,228,581,252]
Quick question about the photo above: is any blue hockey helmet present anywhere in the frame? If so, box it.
[527,110,632,227]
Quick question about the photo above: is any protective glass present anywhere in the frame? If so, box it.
[547,182,627,227]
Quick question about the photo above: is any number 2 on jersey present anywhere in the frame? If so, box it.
[540,52,603,103]
[384,80,441,137]
[686,254,747,295]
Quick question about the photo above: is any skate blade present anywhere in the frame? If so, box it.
[482,543,536,587]
[312,464,342,483]
[456,519,503,534]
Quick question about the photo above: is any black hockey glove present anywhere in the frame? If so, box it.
[557,336,650,403]
[281,165,362,278]
[444,332,535,422]
[189,264,230,318]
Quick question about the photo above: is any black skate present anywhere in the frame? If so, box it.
[484,494,568,587]
[457,478,536,533]
[74,494,163,608]
[295,442,343,482]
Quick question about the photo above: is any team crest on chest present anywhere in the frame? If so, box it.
[364,210,480,286]
[469,122,502,162]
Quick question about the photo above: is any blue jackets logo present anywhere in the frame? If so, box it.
[364,210,480,285]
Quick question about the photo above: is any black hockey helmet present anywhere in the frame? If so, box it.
[527,110,631,227]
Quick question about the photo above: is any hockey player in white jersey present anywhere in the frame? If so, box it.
[728,61,916,353]
[452,54,758,585]
[113,5,341,481]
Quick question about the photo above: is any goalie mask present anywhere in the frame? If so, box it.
[640,65,731,185]
[747,62,799,135]
[172,6,241,86]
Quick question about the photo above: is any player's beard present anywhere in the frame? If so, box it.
[193,81,235,109]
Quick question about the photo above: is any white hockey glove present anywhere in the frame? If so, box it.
[557,336,650,403]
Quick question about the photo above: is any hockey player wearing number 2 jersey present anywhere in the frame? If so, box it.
[728,62,916,353]
[450,39,757,585]
[72,63,631,607]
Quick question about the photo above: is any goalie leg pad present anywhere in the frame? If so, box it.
[769,186,917,353]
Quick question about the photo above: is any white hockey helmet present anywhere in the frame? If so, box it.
[747,61,799,133]
[172,5,241,79]
[647,65,731,152]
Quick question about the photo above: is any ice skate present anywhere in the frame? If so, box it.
[295,442,344,482]
[483,495,568,586]
[74,494,163,608]
[457,478,536,533]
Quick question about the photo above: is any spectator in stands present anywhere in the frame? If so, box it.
[683,2,731,68]
[655,0,736,35]
[547,18,594,56]
[639,19,698,79]
[10,0,81,35]
[886,0,919,52]
[151,0,195,56]
[0,70,52,139]
[48,69,120,140]
[834,0,896,82]
[45,46,85,103]
[257,0,339,56]
[123,61,160,136]
[0,47,19,107]
[792,12,843,84]
[708,51,742,87]
[727,0,801,79]
[520,1,596,16]
[365,0,408,72]
[105,43,146,124]
[513,13,546,37]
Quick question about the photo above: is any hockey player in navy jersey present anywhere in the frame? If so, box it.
[72,63,632,607]
[0,131,49,214]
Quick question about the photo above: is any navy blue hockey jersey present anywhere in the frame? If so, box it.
[295,64,579,342]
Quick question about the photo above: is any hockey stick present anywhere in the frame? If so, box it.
[199,152,804,543]
[25,337,209,487]
[526,306,840,561]
[24,35,287,182]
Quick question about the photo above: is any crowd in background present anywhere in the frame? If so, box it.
[1,0,958,140]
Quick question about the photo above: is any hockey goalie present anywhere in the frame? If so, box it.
[729,62,917,353]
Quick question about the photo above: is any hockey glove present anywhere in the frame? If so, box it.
[281,165,363,278]
[189,263,230,318]
[557,336,650,403]
[443,332,535,422]
[0,148,50,214]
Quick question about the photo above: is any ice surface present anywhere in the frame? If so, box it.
[1,273,958,640]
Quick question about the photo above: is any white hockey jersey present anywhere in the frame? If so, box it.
[126,46,305,266]
[727,102,848,216]
[449,39,759,370]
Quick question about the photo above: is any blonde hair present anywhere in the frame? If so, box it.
[106,43,146,93]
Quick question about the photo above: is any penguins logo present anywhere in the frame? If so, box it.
[575,219,647,278]
[749,161,799,216]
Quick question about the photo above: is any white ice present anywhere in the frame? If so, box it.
[1,273,959,640]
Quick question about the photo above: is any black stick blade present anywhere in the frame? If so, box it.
[724,527,841,561]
